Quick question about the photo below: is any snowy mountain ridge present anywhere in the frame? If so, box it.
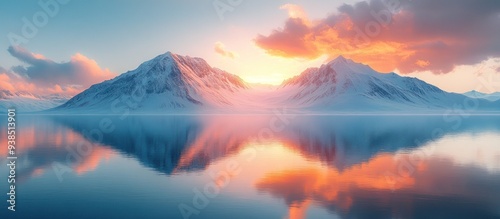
[25,52,500,113]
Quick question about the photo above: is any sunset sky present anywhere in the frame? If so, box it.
[1,0,500,95]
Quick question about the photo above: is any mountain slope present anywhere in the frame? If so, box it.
[278,56,499,112]
[55,52,248,113]
[0,90,70,112]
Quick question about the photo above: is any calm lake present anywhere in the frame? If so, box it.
[1,115,500,219]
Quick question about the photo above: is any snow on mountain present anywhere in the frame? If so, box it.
[278,56,499,112]
[54,52,249,113]
[0,90,70,112]
[49,53,499,114]
[463,90,500,102]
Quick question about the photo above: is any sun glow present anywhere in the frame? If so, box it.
[210,43,329,85]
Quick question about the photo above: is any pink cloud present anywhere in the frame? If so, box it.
[0,75,16,92]
[3,46,115,96]
[214,42,237,58]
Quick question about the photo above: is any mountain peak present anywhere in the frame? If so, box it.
[137,51,210,77]
[466,90,481,94]
[154,51,181,62]
[152,51,208,67]
[56,50,249,112]
[328,55,356,66]
[334,55,347,62]
[154,51,174,59]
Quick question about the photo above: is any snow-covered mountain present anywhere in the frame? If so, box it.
[278,56,499,112]
[49,53,499,113]
[0,90,70,112]
[54,52,249,113]
[463,90,500,102]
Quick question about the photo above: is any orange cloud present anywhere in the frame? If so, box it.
[416,60,430,68]
[255,0,500,74]
[255,18,319,59]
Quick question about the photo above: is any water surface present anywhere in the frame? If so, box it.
[1,115,500,219]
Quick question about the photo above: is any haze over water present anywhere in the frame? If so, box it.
[1,115,500,219]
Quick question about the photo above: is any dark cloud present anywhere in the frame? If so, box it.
[11,65,27,75]
[255,0,500,73]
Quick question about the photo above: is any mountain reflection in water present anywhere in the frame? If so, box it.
[1,115,499,219]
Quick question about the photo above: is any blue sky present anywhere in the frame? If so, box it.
[0,0,343,75]
[1,0,499,94]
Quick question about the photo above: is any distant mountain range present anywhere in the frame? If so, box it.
[463,90,500,102]
[2,51,498,113]
[0,90,69,112]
